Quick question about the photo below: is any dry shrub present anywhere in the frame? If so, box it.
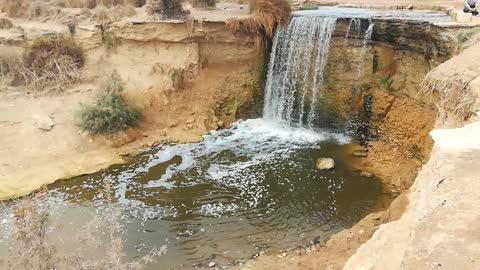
[190,0,216,8]
[10,190,59,270]
[1,0,25,17]
[145,0,187,18]
[0,18,13,29]
[226,0,291,37]
[55,0,97,8]
[13,36,85,90]
[421,74,476,126]
[5,183,166,269]
[92,4,136,21]
[127,0,146,7]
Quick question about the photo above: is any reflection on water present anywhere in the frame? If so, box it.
[0,119,384,269]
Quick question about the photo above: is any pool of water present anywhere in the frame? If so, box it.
[0,119,385,269]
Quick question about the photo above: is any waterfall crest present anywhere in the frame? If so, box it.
[263,17,337,128]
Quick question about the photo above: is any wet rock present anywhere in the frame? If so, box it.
[360,171,375,178]
[33,115,55,131]
[352,150,368,157]
[316,158,335,170]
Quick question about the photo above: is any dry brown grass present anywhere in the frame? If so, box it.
[4,182,166,269]
[12,36,85,91]
[1,0,59,18]
[190,0,216,8]
[0,17,13,29]
[53,0,145,9]
[145,0,187,18]
[92,4,136,21]
[226,0,291,37]
[421,74,476,126]
[1,0,25,17]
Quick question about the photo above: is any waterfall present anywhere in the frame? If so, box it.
[263,16,337,128]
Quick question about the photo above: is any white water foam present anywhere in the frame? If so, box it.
[145,119,350,196]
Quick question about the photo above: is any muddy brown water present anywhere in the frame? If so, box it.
[0,120,387,269]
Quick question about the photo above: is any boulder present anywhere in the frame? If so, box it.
[352,150,368,157]
[33,115,55,131]
[316,158,335,170]
[360,171,375,178]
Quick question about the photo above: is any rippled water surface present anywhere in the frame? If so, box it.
[1,119,385,269]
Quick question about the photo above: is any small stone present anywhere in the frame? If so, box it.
[360,171,374,178]
[217,120,224,128]
[358,229,365,234]
[186,118,195,124]
[160,129,167,136]
[316,158,335,170]
[352,150,368,157]
[208,262,216,268]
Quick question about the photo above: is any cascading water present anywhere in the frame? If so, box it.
[263,16,337,128]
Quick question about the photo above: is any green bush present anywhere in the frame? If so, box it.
[300,4,319,10]
[457,27,480,45]
[77,73,140,134]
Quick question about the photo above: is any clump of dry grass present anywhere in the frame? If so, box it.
[145,0,187,18]
[226,0,291,37]
[12,36,85,91]
[4,181,166,269]
[10,190,59,270]
[190,0,216,8]
[421,74,476,126]
[1,0,26,17]
[92,4,136,22]
[1,0,59,18]
[0,18,13,29]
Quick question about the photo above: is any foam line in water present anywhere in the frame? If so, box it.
[145,119,350,191]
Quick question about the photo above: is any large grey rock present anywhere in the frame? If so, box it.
[33,115,55,131]
[316,158,335,170]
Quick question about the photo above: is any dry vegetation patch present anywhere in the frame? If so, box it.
[190,0,216,8]
[226,0,291,37]
[4,183,166,269]
[0,17,13,29]
[12,36,85,90]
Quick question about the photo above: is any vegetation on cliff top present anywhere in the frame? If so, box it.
[227,0,291,37]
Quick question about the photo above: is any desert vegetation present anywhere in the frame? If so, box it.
[3,181,166,270]
[227,0,291,37]
[11,36,85,90]
[190,0,216,8]
[0,17,13,29]
[77,72,141,134]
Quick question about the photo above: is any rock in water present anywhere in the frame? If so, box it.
[352,150,368,157]
[316,158,335,170]
[360,171,375,178]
